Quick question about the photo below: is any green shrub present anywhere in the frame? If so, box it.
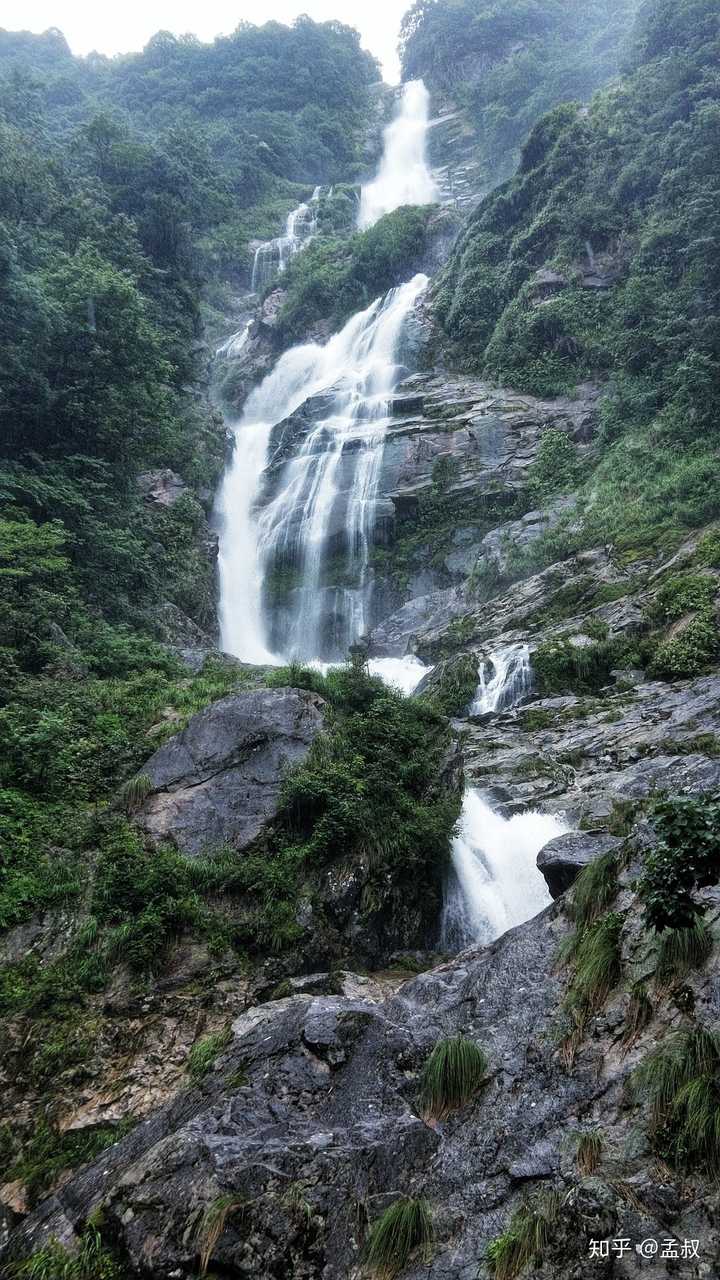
[422,654,478,717]
[527,430,582,500]
[638,794,720,931]
[633,1026,720,1174]
[188,1026,232,1082]
[650,574,717,625]
[486,1192,561,1279]
[364,1198,433,1278]
[649,616,719,681]
[6,1120,133,1208]
[224,662,460,957]
[420,1035,488,1118]
[532,636,626,695]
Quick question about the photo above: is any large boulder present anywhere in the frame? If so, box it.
[134,687,326,856]
[537,831,623,897]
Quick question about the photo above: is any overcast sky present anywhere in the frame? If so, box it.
[1,0,409,82]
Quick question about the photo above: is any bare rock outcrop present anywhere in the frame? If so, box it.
[134,687,327,856]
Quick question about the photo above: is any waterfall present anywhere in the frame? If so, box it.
[216,321,251,360]
[471,644,532,715]
[358,80,438,230]
[251,188,321,293]
[217,274,428,663]
[441,790,565,951]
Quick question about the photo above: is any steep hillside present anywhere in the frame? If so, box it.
[432,0,720,565]
[402,0,639,193]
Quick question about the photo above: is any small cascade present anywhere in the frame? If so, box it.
[367,656,432,695]
[441,790,565,951]
[471,644,532,715]
[215,320,251,360]
[358,80,438,230]
[251,187,322,293]
[217,274,429,663]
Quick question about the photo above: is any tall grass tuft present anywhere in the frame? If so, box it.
[633,1026,720,1173]
[576,1130,603,1175]
[566,912,623,1017]
[420,1035,488,1119]
[187,1026,232,1082]
[486,1192,561,1279]
[115,772,153,814]
[364,1198,433,1278]
[655,917,713,985]
[566,851,619,929]
[195,1194,246,1275]
[622,981,653,1048]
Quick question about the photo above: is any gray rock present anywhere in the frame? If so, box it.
[537,831,624,897]
[137,469,187,507]
[135,687,326,855]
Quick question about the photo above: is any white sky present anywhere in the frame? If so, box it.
[0,0,409,82]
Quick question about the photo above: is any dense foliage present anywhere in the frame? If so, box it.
[400,0,638,190]
[0,16,376,690]
[434,0,720,562]
[274,204,435,344]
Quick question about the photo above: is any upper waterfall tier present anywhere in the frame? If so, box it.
[358,80,438,229]
[216,274,429,665]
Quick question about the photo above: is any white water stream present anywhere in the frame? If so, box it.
[359,80,438,229]
[217,273,429,662]
[472,644,532,715]
[442,790,565,951]
[251,186,321,293]
[215,77,559,953]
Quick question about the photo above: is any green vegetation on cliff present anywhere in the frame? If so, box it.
[401,0,638,189]
[274,204,435,344]
[434,0,720,562]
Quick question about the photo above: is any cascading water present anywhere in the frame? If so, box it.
[441,790,565,951]
[216,321,251,360]
[471,644,532,715]
[358,80,438,229]
[251,187,321,293]
[217,274,429,663]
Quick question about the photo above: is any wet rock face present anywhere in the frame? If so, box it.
[12,862,720,1279]
[537,831,624,897]
[134,687,326,856]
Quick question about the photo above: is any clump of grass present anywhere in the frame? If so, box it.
[566,913,623,1016]
[655,918,713,986]
[115,772,153,813]
[187,1025,232,1082]
[486,1191,561,1279]
[622,981,653,1048]
[576,1130,603,1175]
[6,1226,121,1278]
[420,1035,488,1119]
[195,1194,246,1275]
[364,1198,433,1278]
[633,1026,720,1174]
[559,912,623,1063]
[566,851,619,929]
